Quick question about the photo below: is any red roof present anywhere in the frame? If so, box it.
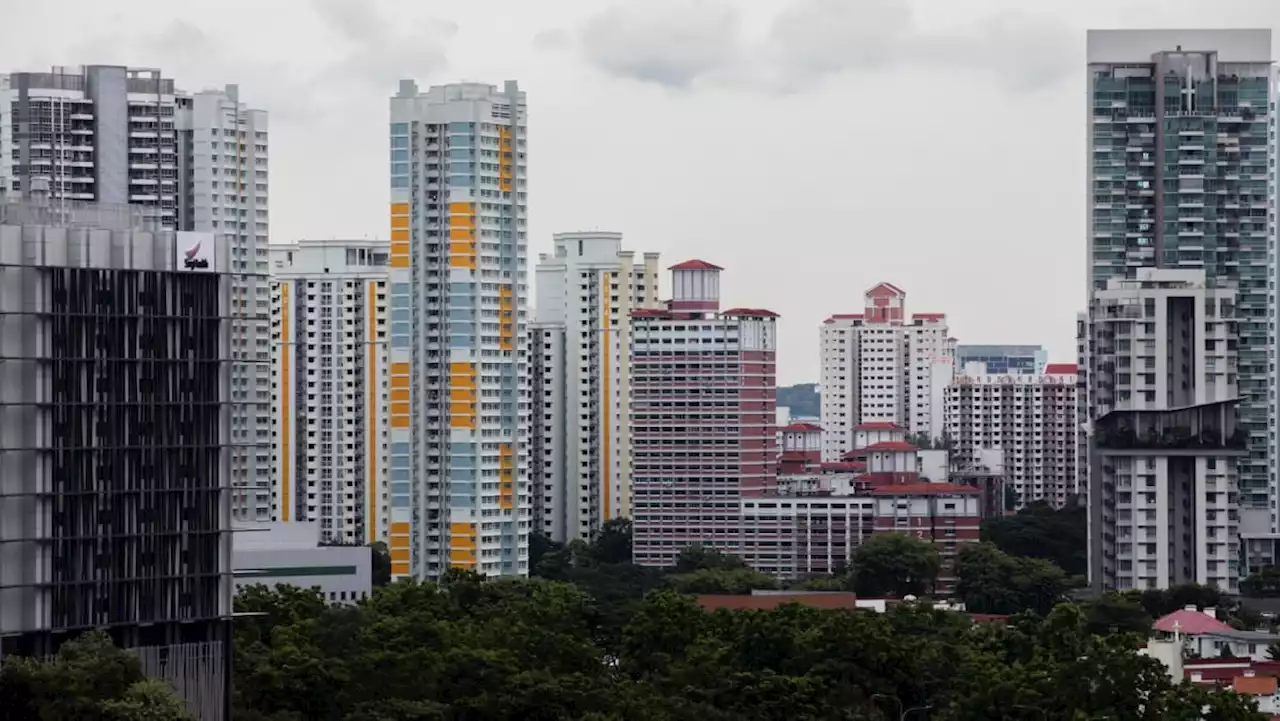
[1153,609,1234,635]
[825,313,864,323]
[722,308,780,318]
[630,308,668,317]
[912,313,945,320]
[870,483,979,496]
[855,422,902,432]
[1044,363,1078,375]
[1234,675,1278,696]
[862,441,919,453]
[821,462,865,472]
[669,259,723,271]
[782,422,822,432]
[695,593,857,612]
[865,282,906,298]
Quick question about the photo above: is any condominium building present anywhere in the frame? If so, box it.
[955,345,1047,375]
[1084,268,1243,593]
[389,80,529,579]
[631,260,778,567]
[820,282,955,461]
[945,362,1080,508]
[1,66,273,521]
[270,240,390,545]
[531,232,660,543]
[0,199,236,720]
[1086,31,1274,526]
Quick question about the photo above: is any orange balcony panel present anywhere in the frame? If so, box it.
[390,255,409,268]
[391,203,409,215]
[448,201,473,213]
[390,375,409,389]
[449,255,477,269]
[391,362,410,375]
[391,523,410,536]
[450,522,475,534]
[390,548,410,562]
[390,415,410,428]
[449,362,473,374]
[391,215,409,229]
[449,214,476,227]
[449,415,476,429]
[390,229,409,241]
[450,388,476,401]
[390,388,410,402]
[390,401,411,416]
[391,561,410,575]
[449,228,475,240]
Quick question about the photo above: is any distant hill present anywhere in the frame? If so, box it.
[777,383,819,418]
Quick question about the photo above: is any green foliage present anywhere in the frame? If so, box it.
[776,383,819,418]
[982,501,1087,577]
[851,533,940,597]
[1241,566,1280,597]
[369,542,391,588]
[1077,592,1155,636]
[0,630,193,721]
[664,568,779,595]
[955,543,1069,615]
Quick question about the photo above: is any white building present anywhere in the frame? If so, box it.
[0,67,274,521]
[530,232,660,542]
[819,283,955,461]
[270,240,390,545]
[1084,268,1243,593]
[177,84,272,520]
[389,80,529,579]
[233,522,373,605]
[945,362,1080,508]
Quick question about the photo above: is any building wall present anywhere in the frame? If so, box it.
[270,240,390,544]
[531,233,659,542]
[955,345,1047,375]
[390,80,529,579]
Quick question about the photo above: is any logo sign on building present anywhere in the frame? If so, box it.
[177,232,217,273]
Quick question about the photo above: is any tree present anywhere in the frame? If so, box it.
[665,568,779,595]
[982,501,1087,576]
[590,518,634,565]
[674,545,747,574]
[1241,566,1280,598]
[1079,593,1154,636]
[0,631,194,721]
[955,542,1069,615]
[851,533,940,597]
[370,541,391,588]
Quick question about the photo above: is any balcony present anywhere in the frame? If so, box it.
[1094,400,1247,456]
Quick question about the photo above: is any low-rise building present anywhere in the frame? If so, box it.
[233,522,372,604]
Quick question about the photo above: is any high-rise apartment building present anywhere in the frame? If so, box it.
[820,283,955,462]
[389,80,529,579]
[955,345,1047,375]
[1084,268,1243,592]
[945,362,1080,508]
[531,232,660,543]
[630,260,778,567]
[0,66,273,521]
[1085,31,1274,525]
[270,240,390,545]
[0,199,235,720]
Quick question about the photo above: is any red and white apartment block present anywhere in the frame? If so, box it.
[630,260,779,567]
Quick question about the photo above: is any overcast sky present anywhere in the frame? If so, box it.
[4,0,1279,383]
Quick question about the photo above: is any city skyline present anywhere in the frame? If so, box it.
[15,1,1278,383]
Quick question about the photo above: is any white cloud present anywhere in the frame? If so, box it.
[578,0,742,89]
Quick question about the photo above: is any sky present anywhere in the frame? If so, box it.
[4,0,1280,384]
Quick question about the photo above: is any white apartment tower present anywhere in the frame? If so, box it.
[389,80,529,579]
[1,66,273,520]
[531,232,660,543]
[945,362,1081,508]
[271,240,390,545]
[177,84,272,520]
[1084,268,1243,593]
[820,283,955,461]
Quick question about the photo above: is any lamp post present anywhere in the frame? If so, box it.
[872,694,933,721]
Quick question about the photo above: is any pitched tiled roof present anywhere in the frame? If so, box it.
[669,259,723,271]
[1153,609,1234,635]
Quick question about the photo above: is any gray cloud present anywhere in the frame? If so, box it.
[572,0,1076,93]
[578,1,741,89]
[311,0,456,93]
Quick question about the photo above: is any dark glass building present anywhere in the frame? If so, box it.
[0,199,234,720]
